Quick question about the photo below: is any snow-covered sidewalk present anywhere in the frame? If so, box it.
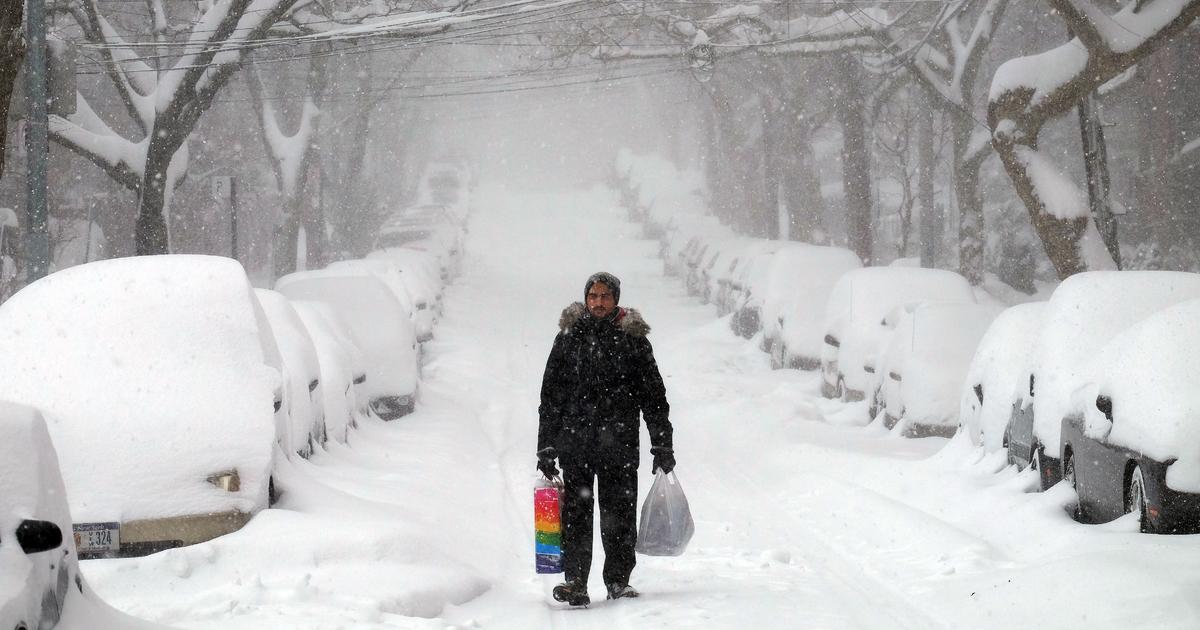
[82,183,1200,629]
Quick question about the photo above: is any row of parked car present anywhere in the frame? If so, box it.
[616,151,1200,535]
[0,162,472,629]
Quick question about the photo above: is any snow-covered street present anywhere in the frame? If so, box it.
[78,184,1200,630]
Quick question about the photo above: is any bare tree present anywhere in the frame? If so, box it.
[987,0,1200,278]
[247,44,329,278]
[50,0,480,255]
[882,0,1010,283]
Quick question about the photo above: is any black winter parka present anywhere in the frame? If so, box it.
[537,303,672,465]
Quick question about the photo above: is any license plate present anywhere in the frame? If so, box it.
[73,522,120,554]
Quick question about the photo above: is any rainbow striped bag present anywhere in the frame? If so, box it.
[534,479,563,574]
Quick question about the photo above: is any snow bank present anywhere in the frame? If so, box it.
[959,302,1046,451]
[0,256,279,523]
[1093,299,1200,492]
[1033,271,1200,458]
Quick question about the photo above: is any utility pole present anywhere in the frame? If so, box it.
[24,0,51,281]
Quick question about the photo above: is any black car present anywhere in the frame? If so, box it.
[1060,394,1200,534]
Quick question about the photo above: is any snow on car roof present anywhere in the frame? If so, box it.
[1093,299,1200,492]
[824,267,975,335]
[1033,270,1200,458]
[276,270,418,400]
[959,301,1046,451]
[325,259,417,315]
[763,244,861,322]
[365,248,442,303]
[0,256,279,523]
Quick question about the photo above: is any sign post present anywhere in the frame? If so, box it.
[212,175,237,260]
[24,0,50,281]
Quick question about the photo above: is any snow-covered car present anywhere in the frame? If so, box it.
[820,267,975,402]
[707,237,756,315]
[759,244,862,368]
[663,216,723,278]
[376,205,464,282]
[417,161,472,224]
[958,302,1046,452]
[290,301,371,444]
[1,401,77,629]
[876,302,1001,437]
[1005,271,1200,490]
[367,247,445,315]
[326,258,431,343]
[728,241,785,337]
[255,289,327,456]
[277,270,419,421]
[0,401,166,630]
[0,255,282,558]
[1058,299,1200,533]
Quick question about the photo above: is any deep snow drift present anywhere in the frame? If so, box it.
[80,183,1200,629]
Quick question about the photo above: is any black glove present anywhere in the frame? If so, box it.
[651,446,675,474]
[536,447,559,479]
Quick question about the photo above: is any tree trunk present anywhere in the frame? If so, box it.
[760,99,783,240]
[0,1,23,180]
[833,54,873,263]
[917,91,939,268]
[274,213,299,277]
[953,115,985,285]
[134,139,175,255]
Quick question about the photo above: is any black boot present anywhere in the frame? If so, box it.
[552,580,590,607]
[606,583,639,600]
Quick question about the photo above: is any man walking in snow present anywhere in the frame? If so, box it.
[536,271,675,607]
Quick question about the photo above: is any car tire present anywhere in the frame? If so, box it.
[1126,465,1155,534]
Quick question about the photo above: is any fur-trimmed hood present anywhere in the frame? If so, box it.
[558,302,650,337]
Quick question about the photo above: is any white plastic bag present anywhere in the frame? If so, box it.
[635,471,695,556]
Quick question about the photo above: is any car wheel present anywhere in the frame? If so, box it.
[1126,465,1155,534]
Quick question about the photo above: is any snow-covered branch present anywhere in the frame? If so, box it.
[988,0,1199,277]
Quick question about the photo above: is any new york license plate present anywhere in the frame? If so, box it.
[73,522,120,554]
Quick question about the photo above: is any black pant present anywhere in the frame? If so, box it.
[560,457,638,588]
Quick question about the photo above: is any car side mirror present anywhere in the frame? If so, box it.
[1096,395,1113,422]
[16,519,63,555]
